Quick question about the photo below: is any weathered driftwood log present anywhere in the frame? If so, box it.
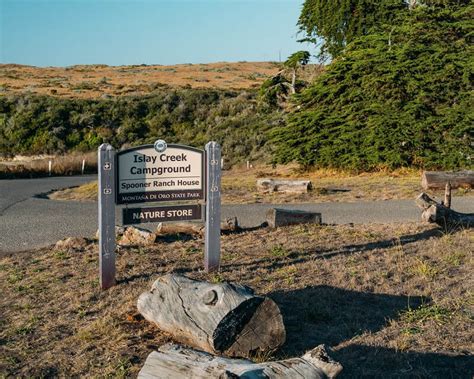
[257,178,312,194]
[156,222,204,236]
[137,274,285,357]
[421,170,474,190]
[416,193,474,228]
[266,208,322,228]
[155,217,240,237]
[138,343,343,379]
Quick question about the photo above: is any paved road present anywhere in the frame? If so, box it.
[1,176,473,253]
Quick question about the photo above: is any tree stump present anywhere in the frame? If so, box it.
[421,171,474,190]
[257,178,312,194]
[416,193,474,228]
[266,208,322,228]
[138,343,343,379]
[137,274,286,357]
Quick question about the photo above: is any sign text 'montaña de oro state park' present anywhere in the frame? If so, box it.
[116,144,204,204]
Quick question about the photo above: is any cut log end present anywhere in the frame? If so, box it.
[218,297,286,356]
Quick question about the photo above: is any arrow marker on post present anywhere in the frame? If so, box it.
[205,141,221,272]
[98,143,116,290]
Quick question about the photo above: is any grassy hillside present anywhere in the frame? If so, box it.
[0,62,327,164]
[0,62,281,99]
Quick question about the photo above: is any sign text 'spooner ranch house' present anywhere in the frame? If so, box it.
[116,144,204,204]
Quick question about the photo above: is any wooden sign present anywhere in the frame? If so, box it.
[123,204,202,225]
[116,143,204,204]
[98,140,221,291]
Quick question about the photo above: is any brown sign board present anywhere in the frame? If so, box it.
[123,204,203,225]
[116,144,204,204]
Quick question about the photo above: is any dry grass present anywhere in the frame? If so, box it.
[49,163,473,203]
[0,62,319,99]
[1,223,473,377]
[0,152,97,179]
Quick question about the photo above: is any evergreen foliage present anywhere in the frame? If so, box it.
[298,0,407,59]
[258,74,291,109]
[272,1,474,170]
[284,51,311,70]
[0,88,281,164]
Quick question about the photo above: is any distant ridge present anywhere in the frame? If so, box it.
[0,62,283,99]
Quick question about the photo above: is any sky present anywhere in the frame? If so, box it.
[0,0,313,67]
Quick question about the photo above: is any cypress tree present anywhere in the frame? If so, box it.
[272,1,473,170]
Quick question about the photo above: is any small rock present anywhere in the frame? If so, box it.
[95,226,126,240]
[54,237,89,251]
[119,226,156,246]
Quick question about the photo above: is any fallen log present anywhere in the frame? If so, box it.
[421,171,474,190]
[257,178,312,194]
[266,208,322,228]
[137,274,285,357]
[138,343,342,379]
[155,217,240,236]
[416,193,474,228]
[155,222,204,236]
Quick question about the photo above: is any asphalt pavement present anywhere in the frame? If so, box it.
[1,175,473,253]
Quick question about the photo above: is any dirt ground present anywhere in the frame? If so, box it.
[0,62,323,99]
[1,222,472,377]
[50,164,473,204]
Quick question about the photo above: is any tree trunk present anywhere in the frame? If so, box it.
[257,178,312,194]
[421,171,474,190]
[137,274,286,357]
[416,193,474,228]
[138,343,343,379]
[290,68,296,94]
[408,0,418,9]
[266,208,322,228]
[155,217,240,237]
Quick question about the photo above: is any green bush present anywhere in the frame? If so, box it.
[0,88,282,164]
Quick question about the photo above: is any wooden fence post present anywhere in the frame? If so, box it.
[205,141,221,272]
[98,143,116,289]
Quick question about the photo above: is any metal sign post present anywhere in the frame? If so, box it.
[205,141,221,272]
[98,143,116,290]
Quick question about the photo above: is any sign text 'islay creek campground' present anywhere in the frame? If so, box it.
[116,144,204,204]
[98,140,221,289]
